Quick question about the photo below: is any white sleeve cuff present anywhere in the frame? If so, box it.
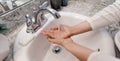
[87,52,100,61]
[87,52,120,61]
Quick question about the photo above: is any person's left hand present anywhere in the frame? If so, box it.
[41,25,72,39]
[41,26,73,45]
[47,37,73,46]
[41,29,61,39]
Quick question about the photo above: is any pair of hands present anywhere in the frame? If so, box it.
[41,25,73,46]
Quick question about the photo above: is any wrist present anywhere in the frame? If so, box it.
[69,27,75,36]
[61,38,74,47]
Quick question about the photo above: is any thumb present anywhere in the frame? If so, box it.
[50,25,59,30]
[47,38,56,43]
[41,30,48,36]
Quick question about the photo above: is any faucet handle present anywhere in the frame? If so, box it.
[25,14,31,19]
[25,14,32,27]
[32,7,37,11]
[25,14,34,33]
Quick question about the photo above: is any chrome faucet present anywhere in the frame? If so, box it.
[25,1,61,33]
[25,14,34,33]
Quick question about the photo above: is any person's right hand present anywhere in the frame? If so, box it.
[41,25,73,39]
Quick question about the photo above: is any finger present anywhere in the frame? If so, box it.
[59,24,65,31]
[41,29,57,38]
[46,32,55,39]
[41,30,47,34]
[41,30,50,36]
[47,38,56,43]
[47,37,64,44]
[48,30,54,33]
[50,25,58,30]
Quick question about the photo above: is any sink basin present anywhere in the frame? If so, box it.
[14,12,115,61]
[115,31,120,51]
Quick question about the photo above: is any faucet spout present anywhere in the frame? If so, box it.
[38,1,61,19]
[46,7,61,19]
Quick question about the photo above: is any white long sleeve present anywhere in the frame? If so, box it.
[88,0,120,30]
[87,0,120,61]
[87,52,120,61]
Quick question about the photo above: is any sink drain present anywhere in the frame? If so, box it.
[98,48,100,52]
[52,46,62,54]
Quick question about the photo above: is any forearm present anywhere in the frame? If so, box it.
[62,40,94,61]
[84,1,120,30]
[70,1,120,36]
[70,21,92,36]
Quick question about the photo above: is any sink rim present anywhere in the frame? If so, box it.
[115,31,120,51]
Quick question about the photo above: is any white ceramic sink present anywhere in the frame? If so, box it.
[14,12,115,61]
[115,31,120,51]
